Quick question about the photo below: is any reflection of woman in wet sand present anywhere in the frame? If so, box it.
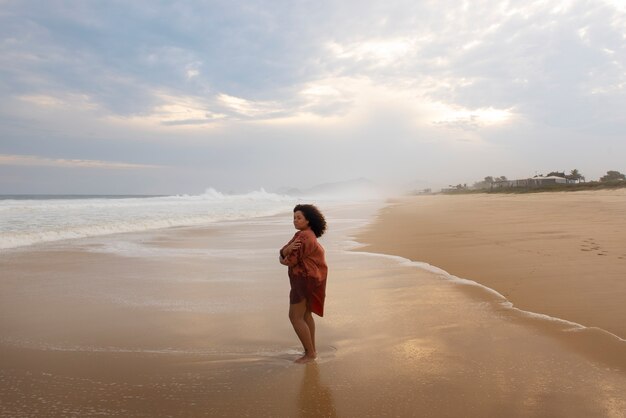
[280,204,328,364]
[298,363,337,418]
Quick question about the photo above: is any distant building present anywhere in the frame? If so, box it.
[490,175,572,189]
[491,179,513,188]
[525,175,569,186]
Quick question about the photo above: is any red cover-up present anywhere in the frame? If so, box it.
[280,229,328,317]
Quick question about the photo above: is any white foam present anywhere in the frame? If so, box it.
[0,188,299,250]
[84,239,275,259]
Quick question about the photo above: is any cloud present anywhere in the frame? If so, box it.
[148,92,226,126]
[217,93,285,118]
[0,154,163,170]
[4,0,622,129]
[1,0,626,193]
[326,37,416,66]
[17,93,98,110]
[432,105,516,131]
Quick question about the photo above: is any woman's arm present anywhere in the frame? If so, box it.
[279,236,306,266]
[279,235,302,265]
[280,231,317,266]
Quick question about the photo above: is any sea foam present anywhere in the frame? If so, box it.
[0,188,298,250]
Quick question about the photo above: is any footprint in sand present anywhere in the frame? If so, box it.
[581,238,605,255]
[580,238,596,251]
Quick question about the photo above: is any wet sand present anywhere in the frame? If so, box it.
[357,190,626,339]
[1,202,625,417]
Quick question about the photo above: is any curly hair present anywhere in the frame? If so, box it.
[294,204,327,238]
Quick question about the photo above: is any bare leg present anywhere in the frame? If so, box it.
[289,300,317,363]
[304,308,316,354]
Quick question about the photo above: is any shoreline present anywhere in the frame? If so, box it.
[351,248,626,372]
[355,189,626,340]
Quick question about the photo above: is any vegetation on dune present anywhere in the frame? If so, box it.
[600,170,626,182]
[436,170,626,195]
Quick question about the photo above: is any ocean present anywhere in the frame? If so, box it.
[0,189,308,250]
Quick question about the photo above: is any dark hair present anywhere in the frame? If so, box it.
[294,204,327,238]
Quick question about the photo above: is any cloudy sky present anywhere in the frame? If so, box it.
[1,0,625,194]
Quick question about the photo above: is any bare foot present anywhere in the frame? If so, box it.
[294,353,317,364]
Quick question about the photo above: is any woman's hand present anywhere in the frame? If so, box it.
[282,239,302,257]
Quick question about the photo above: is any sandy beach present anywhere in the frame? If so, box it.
[357,190,626,339]
[1,200,625,417]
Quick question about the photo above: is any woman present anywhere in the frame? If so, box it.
[279,204,328,363]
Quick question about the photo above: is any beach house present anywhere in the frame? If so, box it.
[490,175,572,189]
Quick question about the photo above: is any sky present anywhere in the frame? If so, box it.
[1,0,625,194]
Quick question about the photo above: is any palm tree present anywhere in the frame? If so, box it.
[568,169,583,183]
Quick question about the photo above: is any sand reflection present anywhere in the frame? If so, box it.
[297,363,337,418]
